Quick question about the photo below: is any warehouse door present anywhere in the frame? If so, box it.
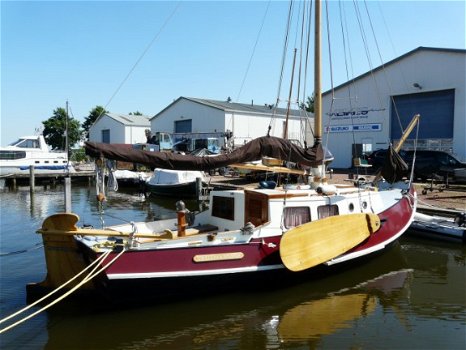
[174,119,192,133]
[391,89,454,141]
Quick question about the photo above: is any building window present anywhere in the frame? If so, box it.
[283,207,311,229]
[102,129,110,143]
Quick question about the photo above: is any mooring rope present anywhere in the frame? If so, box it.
[0,249,111,326]
[0,243,43,257]
[0,248,125,334]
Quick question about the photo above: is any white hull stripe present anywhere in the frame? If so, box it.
[107,264,285,280]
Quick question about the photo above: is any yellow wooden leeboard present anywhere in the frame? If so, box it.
[279,213,380,272]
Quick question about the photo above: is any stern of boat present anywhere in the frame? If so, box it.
[27,213,97,301]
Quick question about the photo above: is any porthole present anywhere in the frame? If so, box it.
[348,203,354,212]
[362,201,368,209]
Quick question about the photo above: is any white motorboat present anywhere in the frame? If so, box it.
[409,211,465,242]
[0,135,73,177]
[145,168,208,197]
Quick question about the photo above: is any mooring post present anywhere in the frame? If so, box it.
[64,176,72,213]
[29,165,35,193]
[196,177,203,211]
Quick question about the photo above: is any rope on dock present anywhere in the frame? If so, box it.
[0,248,125,334]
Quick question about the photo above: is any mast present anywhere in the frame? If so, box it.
[314,0,322,144]
[65,100,69,158]
[283,48,298,139]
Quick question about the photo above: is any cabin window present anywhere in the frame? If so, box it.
[0,151,26,160]
[244,191,269,226]
[15,139,39,148]
[212,196,234,221]
[317,204,339,219]
[283,207,311,229]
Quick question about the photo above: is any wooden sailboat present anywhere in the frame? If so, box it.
[27,0,417,303]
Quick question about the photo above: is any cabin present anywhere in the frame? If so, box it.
[89,113,151,144]
[150,97,314,149]
[321,47,466,168]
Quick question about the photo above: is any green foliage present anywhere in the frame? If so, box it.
[129,111,143,115]
[300,94,315,113]
[42,107,82,151]
[82,105,107,139]
[70,147,87,162]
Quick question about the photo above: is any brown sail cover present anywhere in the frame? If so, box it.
[85,136,324,171]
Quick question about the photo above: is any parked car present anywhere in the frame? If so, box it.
[366,148,466,182]
[403,150,466,181]
[366,149,407,169]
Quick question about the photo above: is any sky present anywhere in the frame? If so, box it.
[1,0,465,144]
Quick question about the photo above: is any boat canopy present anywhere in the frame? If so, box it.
[85,136,324,171]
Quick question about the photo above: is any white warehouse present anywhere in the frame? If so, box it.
[89,113,151,144]
[151,97,313,148]
[321,47,466,168]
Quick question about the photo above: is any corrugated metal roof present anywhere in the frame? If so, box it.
[184,97,303,117]
[152,96,306,119]
[105,113,151,126]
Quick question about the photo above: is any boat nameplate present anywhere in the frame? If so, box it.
[193,252,244,263]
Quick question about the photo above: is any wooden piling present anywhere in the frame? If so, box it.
[29,166,35,193]
[64,177,72,213]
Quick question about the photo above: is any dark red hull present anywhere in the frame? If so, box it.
[77,187,416,301]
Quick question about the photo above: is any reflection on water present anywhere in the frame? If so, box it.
[1,184,465,349]
[276,269,409,343]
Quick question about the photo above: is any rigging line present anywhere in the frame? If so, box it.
[324,0,335,95]
[352,0,383,109]
[301,0,313,106]
[103,2,181,111]
[341,1,358,99]
[269,0,294,133]
[296,0,306,104]
[363,0,400,121]
[235,0,271,103]
[339,0,354,109]
[375,1,409,135]
[322,0,335,171]
[337,1,358,164]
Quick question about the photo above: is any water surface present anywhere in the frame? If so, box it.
[1,183,465,349]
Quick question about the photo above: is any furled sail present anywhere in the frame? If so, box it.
[85,136,324,171]
[380,145,409,183]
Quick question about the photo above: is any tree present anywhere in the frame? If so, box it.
[82,105,107,139]
[42,107,81,151]
[300,94,315,113]
[129,111,143,115]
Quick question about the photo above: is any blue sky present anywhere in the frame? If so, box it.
[1,0,465,144]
